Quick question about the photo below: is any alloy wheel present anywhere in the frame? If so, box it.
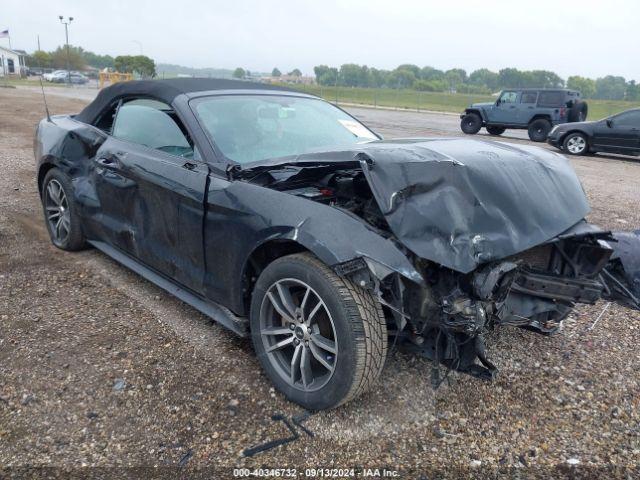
[44,179,71,245]
[566,136,586,154]
[259,278,338,392]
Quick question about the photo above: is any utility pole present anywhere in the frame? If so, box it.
[58,16,73,84]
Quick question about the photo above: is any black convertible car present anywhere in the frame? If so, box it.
[547,108,640,156]
[35,79,639,410]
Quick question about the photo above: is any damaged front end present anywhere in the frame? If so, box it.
[392,230,613,383]
[235,138,639,384]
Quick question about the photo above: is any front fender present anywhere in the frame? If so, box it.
[204,179,424,313]
[465,108,487,122]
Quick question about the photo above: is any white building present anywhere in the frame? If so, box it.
[0,46,27,77]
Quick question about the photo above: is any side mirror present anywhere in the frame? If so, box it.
[606,119,613,128]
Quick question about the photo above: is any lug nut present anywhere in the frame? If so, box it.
[294,339,300,345]
[289,324,295,330]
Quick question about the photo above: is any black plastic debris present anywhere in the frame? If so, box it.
[243,411,314,457]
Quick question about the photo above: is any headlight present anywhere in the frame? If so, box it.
[549,126,558,135]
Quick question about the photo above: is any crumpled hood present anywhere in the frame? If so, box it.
[241,138,591,274]
[356,138,590,273]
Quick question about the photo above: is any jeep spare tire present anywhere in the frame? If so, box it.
[528,118,552,142]
[460,113,482,134]
[486,126,506,136]
[568,100,588,122]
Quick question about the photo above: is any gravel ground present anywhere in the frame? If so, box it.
[1,87,639,478]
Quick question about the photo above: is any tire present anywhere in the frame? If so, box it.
[528,118,552,142]
[486,126,506,136]
[250,252,387,410]
[568,100,588,122]
[562,132,589,156]
[41,168,85,251]
[460,113,482,134]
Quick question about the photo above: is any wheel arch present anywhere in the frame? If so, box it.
[37,159,58,198]
[464,108,486,123]
[528,114,552,125]
[241,238,311,312]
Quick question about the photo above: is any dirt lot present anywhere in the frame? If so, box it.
[1,87,639,478]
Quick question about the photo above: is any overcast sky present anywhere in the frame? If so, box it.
[2,0,638,80]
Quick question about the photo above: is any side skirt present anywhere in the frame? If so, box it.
[89,240,249,337]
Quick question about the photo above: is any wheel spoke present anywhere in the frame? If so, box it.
[275,282,297,318]
[47,208,61,221]
[300,346,313,388]
[310,333,336,354]
[266,336,294,353]
[266,291,295,323]
[55,217,63,238]
[47,182,60,205]
[299,287,311,316]
[309,342,334,372]
[59,189,67,208]
[261,326,292,336]
[306,300,324,325]
[290,344,302,383]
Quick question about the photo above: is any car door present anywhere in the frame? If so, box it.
[90,98,209,292]
[518,91,538,124]
[492,91,520,124]
[592,110,640,153]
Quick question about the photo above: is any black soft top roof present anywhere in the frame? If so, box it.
[75,78,299,124]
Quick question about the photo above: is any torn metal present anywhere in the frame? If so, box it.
[601,230,640,309]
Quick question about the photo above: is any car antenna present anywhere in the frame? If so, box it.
[39,77,52,122]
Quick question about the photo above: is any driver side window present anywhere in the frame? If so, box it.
[499,91,518,104]
[111,99,195,158]
[613,110,640,127]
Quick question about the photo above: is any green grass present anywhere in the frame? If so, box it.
[1,77,67,88]
[290,84,640,121]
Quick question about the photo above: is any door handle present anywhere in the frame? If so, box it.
[96,157,117,166]
[95,152,123,168]
[183,161,197,170]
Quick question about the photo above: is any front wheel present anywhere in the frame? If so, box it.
[528,118,552,142]
[460,113,482,134]
[250,253,387,410]
[563,132,589,155]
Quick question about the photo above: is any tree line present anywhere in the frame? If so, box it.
[26,45,156,78]
[312,64,640,101]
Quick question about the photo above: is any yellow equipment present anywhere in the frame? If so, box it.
[99,72,133,89]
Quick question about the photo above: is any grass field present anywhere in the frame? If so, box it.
[291,84,640,121]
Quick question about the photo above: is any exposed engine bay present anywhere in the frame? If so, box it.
[237,159,639,383]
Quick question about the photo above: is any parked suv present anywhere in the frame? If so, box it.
[460,89,588,142]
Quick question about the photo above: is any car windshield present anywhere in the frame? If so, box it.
[191,95,378,164]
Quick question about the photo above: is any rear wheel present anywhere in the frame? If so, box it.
[460,113,482,134]
[562,132,589,155]
[41,168,85,251]
[528,118,552,142]
[250,253,387,410]
[486,125,506,136]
